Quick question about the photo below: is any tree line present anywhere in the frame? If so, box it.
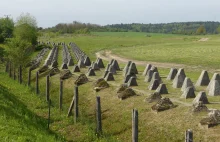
[43,21,220,35]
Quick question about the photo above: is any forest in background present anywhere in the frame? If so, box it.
[42,21,220,35]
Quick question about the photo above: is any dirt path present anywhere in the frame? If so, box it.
[96,50,186,69]
[198,38,209,42]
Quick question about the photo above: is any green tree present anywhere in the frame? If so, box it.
[0,46,5,62]
[196,25,206,35]
[0,17,14,43]
[6,38,32,67]
[14,13,38,45]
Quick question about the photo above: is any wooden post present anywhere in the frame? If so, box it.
[67,93,75,117]
[96,96,102,135]
[9,62,12,78]
[59,80,63,111]
[17,68,19,82]
[132,109,138,142]
[19,65,22,84]
[13,65,16,80]
[185,129,193,142]
[74,86,79,123]
[48,99,51,129]
[46,75,50,102]
[28,68,31,86]
[5,61,9,73]
[36,71,39,95]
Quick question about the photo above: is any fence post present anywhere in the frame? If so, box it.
[59,80,63,111]
[132,109,138,142]
[17,68,19,82]
[46,75,50,102]
[67,92,75,117]
[28,68,31,86]
[74,86,79,123]
[19,65,22,84]
[5,61,9,73]
[36,71,39,95]
[96,96,102,135]
[9,62,12,78]
[185,129,193,142]
[13,65,16,80]
[48,99,51,129]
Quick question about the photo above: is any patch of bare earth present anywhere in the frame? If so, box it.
[198,38,209,42]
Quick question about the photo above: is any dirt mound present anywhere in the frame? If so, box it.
[200,110,220,128]
[117,85,136,100]
[60,69,72,80]
[74,74,88,85]
[192,101,208,113]
[93,78,109,92]
[151,98,175,112]
[49,68,60,76]
[145,92,162,103]
[117,84,128,93]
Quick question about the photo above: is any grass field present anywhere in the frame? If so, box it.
[40,32,220,69]
[1,32,220,141]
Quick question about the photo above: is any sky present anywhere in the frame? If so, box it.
[0,0,219,28]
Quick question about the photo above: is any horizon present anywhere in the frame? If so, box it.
[1,0,220,28]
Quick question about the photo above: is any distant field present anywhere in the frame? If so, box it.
[40,32,220,69]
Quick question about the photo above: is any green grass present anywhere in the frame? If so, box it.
[0,66,64,142]
[3,32,220,141]
[40,32,220,69]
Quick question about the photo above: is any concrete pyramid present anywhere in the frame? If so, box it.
[67,58,74,66]
[104,72,115,81]
[150,66,158,73]
[124,74,133,83]
[103,71,109,78]
[61,63,68,69]
[123,61,132,72]
[208,80,220,96]
[193,91,209,104]
[87,68,96,76]
[172,68,186,88]
[181,87,195,99]
[112,59,120,71]
[148,79,160,90]
[144,69,153,82]
[156,83,168,94]
[127,76,138,87]
[96,58,105,68]
[195,70,210,86]
[51,60,58,68]
[150,72,162,84]
[91,62,100,70]
[77,59,86,68]
[143,64,152,76]
[72,65,80,72]
[108,65,117,74]
[129,62,138,74]
[84,56,91,66]
[206,73,220,91]
[181,77,195,92]
[167,68,177,80]
[105,63,111,71]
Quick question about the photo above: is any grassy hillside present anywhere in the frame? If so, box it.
[2,32,220,141]
[0,65,64,142]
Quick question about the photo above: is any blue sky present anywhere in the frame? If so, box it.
[0,0,219,28]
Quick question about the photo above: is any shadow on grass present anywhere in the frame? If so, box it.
[0,84,66,141]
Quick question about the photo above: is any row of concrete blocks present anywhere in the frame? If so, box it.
[44,46,58,67]
[62,45,74,67]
